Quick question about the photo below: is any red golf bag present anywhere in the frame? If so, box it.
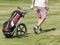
[2,10,23,36]
[2,7,32,38]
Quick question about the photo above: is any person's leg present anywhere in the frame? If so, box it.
[33,7,47,34]
[37,17,46,29]
[37,7,47,30]
[33,7,42,34]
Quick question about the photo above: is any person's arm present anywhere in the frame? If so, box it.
[45,0,49,10]
[31,0,35,5]
[31,0,35,9]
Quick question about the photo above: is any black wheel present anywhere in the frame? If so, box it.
[5,33,13,38]
[2,21,13,38]
[16,23,27,38]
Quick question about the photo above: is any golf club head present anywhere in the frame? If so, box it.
[17,7,33,15]
[17,7,23,10]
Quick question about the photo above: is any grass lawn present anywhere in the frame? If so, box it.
[0,0,60,45]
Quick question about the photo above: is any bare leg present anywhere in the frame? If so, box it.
[37,7,47,29]
[37,18,46,28]
[33,7,47,34]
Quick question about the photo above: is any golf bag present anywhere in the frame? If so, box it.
[2,10,23,37]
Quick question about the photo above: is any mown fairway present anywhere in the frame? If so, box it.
[0,0,60,45]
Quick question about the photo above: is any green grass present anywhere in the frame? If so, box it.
[0,0,31,4]
[0,0,60,45]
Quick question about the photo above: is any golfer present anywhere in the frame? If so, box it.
[31,0,49,34]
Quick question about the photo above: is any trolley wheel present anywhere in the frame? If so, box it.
[2,21,13,38]
[5,34,13,38]
[16,23,27,38]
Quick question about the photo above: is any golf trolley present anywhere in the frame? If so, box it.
[2,7,32,38]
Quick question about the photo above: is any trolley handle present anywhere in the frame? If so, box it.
[17,7,27,14]
[17,7,33,17]
[17,7,32,13]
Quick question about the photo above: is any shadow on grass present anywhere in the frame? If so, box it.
[39,28,56,34]
[5,34,28,39]
[5,28,56,38]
